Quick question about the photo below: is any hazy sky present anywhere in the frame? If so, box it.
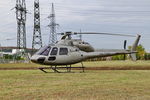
[0,0,150,51]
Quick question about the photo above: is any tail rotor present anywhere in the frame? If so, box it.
[123,40,127,60]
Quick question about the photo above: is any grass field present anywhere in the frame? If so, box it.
[0,60,150,69]
[0,61,150,100]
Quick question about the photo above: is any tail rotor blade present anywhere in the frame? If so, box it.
[124,40,127,50]
[123,40,127,60]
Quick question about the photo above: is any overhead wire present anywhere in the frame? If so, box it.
[1,1,150,39]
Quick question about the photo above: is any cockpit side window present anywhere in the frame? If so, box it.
[59,48,68,55]
[50,47,58,55]
[36,46,51,56]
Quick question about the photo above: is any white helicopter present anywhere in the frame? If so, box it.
[31,32,141,73]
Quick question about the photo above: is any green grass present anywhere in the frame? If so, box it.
[0,60,150,68]
[81,60,150,68]
[0,70,150,100]
[0,61,150,100]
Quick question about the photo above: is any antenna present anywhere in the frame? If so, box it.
[32,0,43,50]
[16,0,27,49]
[48,3,59,44]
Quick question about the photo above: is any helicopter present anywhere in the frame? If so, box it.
[31,32,141,73]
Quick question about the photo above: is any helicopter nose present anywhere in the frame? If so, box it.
[31,56,38,63]
[31,55,46,64]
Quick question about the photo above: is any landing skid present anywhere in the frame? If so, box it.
[38,63,85,73]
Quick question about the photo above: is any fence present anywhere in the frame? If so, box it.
[0,58,30,64]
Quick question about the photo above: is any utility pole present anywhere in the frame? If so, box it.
[48,3,58,44]
[32,0,42,50]
[15,0,27,49]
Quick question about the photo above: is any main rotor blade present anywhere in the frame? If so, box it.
[74,32,136,37]
[58,32,72,35]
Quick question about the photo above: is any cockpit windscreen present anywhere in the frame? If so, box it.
[35,46,51,56]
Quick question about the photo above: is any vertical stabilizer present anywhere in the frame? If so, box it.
[131,34,141,51]
[130,34,141,61]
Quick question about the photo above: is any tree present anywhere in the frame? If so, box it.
[128,44,146,60]
[144,53,150,60]
[112,55,126,60]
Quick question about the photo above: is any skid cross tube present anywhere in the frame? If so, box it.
[38,63,85,73]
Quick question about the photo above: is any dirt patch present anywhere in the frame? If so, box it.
[0,67,37,70]
[85,66,150,70]
[0,66,150,70]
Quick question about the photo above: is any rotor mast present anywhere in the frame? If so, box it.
[16,0,27,49]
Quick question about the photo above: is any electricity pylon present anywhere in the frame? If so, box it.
[32,0,42,49]
[16,0,27,49]
[48,3,59,44]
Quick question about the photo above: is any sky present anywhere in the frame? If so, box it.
[0,0,150,52]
